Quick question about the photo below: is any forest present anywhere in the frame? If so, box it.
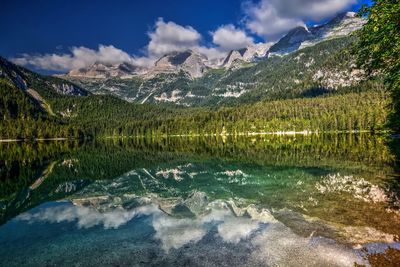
[0,76,389,139]
[0,0,398,140]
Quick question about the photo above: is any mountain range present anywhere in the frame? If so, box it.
[65,12,363,78]
[53,12,365,106]
[0,11,369,115]
[0,9,387,140]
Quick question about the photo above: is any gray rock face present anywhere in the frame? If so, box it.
[222,43,273,68]
[67,50,209,79]
[269,12,365,56]
[149,50,209,78]
[51,83,88,96]
[0,57,28,91]
[269,26,312,55]
[68,62,147,79]
[222,49,247,67]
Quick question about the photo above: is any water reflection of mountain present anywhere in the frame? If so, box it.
[0,134,399,230]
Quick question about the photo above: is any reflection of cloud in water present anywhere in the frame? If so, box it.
[152,207,272,250]
[251,224,360,266]
[220,170,249,177]
[16,200,268,251]
[155,163,198,181]
[17,203,157,229]
[152,207,265,250]
[217,216,259,244]
[152,214,206,251]
[16,196,398,266]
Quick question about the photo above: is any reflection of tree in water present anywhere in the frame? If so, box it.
[389,137,400,169]
[387,136,400,210]
[0,134,399,227]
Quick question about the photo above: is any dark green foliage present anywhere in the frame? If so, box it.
[356,0,400,131]
[0,74,390,139]
[0,80,83,139]
[46,89,388,137]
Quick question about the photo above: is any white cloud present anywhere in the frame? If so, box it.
[11,45,138,71]
[11,0,357,72]
[130,56,157,68]
[11,0,357,71]
[144,18,239,63]
[244,0,356,40]
[11,18,208,71]
[194,25,255,62]
[11,18,236,71]
[244,1,304,40]
[146,18,202,57]
[211,24,254,51]
[195,46,225,60]
[271,0,357,20]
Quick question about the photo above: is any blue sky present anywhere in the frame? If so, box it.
[1,0,371,73]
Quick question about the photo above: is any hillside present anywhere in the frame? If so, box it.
[0,70,389,140]
[0,79,76,139]
[0,57,88,98]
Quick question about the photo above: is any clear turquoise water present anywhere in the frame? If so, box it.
[0,134,399,266]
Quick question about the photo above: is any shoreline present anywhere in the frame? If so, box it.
[0,130,390,143]
[0,138,69,143]
[166,129,387,138]
[0,139,23,143]
[104,129,389,139]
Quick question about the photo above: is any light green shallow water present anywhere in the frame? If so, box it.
[0,134,399,266]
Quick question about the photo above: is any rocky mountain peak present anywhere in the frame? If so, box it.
[286,26,311,43]
[151,50,208,78]
[310,11,364,40]
[63,12,364,80]
[269,12,365,56]
[331,11,358,22]
[68,61,146,79]
[222,43,273,68]
[222,49,247,68]
[155,50,199,66]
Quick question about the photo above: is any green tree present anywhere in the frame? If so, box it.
[356,0,400,131]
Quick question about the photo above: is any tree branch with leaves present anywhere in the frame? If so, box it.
[356,0,400,131]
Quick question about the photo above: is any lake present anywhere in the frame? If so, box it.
[0,134,399,266]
